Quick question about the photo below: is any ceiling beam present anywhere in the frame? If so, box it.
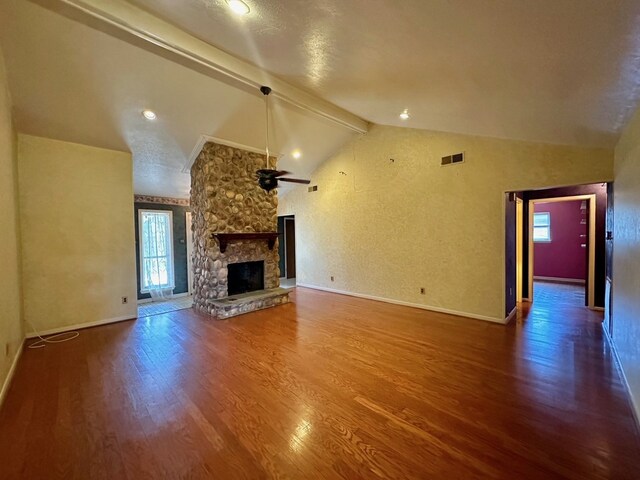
[35,0,370,134]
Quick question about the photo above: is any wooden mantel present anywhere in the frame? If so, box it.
[212,232,279,253]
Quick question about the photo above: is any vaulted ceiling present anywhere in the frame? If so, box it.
[0,0,361,197]
[2,0,640,198]
[129,0,640,147]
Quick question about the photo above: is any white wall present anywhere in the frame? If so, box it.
[0,45,23,401]
[18,135,138,334]
[612,105,640,422]
[279,124,613,322]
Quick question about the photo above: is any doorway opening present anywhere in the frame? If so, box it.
[528,195,595,309]
[277,215,297,289]
[505,183,609,320]
[134,198,194,318]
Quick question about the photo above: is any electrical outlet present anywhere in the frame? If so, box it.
[122,296,128,304]
[330,276,334,282]
[420,288,425,295]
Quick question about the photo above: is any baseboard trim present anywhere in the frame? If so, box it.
[534,276,586,285]
[25,315,137,339]
[297,283,506,324]
[603,327,640,436]
[0,338,25,409]
[505,307,518,324]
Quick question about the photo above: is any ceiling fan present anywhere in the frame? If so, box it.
[256,86,310,192]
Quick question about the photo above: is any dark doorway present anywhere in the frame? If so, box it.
[505,182,609,319]
[285,218,296,279]
[228,261,264,296]
[277,215,296,284]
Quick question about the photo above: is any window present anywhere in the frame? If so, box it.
[533,212,551,242]
[139,210,175,292]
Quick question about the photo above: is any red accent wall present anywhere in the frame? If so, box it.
[534,200,587,280]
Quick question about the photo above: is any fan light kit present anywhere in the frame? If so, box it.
[399,109,410,120]
[227,0,250,15]
[255,86,310,192]
[142,109,157,120]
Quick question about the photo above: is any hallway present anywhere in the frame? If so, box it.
[521,281,604,328]
[516,281,605,356]
[530,280,588,309]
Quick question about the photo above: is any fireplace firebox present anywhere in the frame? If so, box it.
[228,261,265,296]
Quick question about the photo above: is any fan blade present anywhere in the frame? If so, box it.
[256,169,290,178]
[279,178,311,184]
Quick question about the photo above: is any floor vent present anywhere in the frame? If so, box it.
[441,152,465,166]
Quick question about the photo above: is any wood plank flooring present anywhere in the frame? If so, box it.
[1,285,639,479]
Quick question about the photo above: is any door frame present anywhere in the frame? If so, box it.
[604,182,614,334]
[138,209,175,294]
[527,194,596,309]
[516,197,523,303]
[185,211,194,295]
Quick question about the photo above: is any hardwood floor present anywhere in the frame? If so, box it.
[1,286,638,479]
[532,280,586,307]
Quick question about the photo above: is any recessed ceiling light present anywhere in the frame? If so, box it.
[142,109,157,120]
[292,149,302,159]
[227,0,250,15]
[399,109,410,120]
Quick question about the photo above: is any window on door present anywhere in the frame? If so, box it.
[139,210,175,292]
[533,212,551,242]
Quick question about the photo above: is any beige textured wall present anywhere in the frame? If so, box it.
[279,124,613,321]
[18,135,137,333]
[0,47,23,396]
[612,106,640,422]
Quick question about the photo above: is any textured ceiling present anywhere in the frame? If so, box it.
[3,0,640,199]
[129,0,640,148]
[0,0,357,198]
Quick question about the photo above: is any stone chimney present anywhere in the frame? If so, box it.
[190,141,282,316]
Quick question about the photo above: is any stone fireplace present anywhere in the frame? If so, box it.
[190,141,289,318]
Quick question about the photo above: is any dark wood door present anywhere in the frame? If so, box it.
[584,200,590,307]
[605,182,614,334]
[285,218,296,279]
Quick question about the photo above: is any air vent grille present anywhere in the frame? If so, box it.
[441,152,465,166]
